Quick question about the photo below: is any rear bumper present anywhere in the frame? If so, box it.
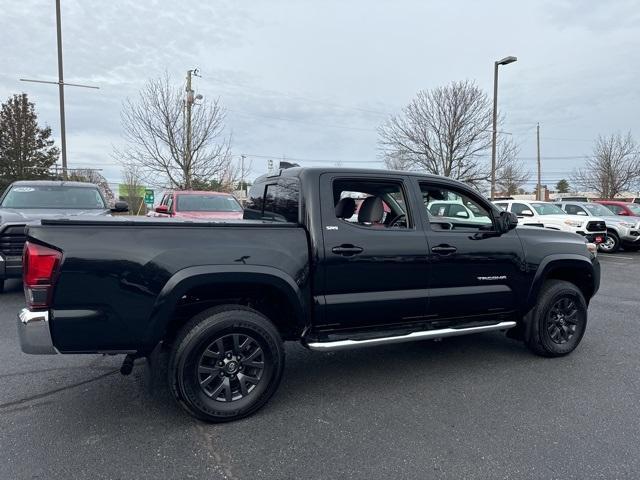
[17,308,58,354]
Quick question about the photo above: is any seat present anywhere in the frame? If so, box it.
[335,197,356,219]
[358,196,384,225]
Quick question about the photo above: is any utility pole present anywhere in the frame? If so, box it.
[19,0,99,180]
[55,0,67,179]
[536,123,542,201]
[240,154,247,197]
[184,68,201,190]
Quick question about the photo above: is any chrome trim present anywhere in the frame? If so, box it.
[17,308,58,354]
[303,321,517,352]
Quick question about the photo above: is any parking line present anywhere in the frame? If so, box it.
[599,254,635,260]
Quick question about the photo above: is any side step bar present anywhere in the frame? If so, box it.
[303,321,517,352]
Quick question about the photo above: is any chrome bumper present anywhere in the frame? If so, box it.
[17,308,58,354]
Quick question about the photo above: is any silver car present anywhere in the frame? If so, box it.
[555,201,640,253]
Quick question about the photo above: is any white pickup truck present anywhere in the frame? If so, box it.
[494,200,607,245]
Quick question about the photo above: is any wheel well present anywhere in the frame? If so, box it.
[163,282,302,345]
[545,268,594,302]
[606,228,618,236]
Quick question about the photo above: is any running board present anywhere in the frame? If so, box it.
[303,321,517,352]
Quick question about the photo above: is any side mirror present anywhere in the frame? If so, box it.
[618,211,629,216]
[498,211,519,233]
[576,211,587,216]
[520,209,534,217]
[455,210,469,218]
[155,205,169,214]
[111,201,129,213]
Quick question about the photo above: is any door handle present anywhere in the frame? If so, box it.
[431,245,457,255]
[332,244,364,256]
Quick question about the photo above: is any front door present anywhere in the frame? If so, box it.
[417,180,526,324]
[317,174,430,329]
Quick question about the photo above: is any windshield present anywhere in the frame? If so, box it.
[583,203,614,216]
[176,194,242,212]
[531,203,565,215]
[0,185,106,209]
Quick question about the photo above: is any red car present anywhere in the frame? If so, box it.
[594,200,640,217]
[149,190,244,220]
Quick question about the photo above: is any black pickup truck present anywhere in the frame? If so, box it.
[18,167,600,422]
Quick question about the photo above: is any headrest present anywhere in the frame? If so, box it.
[358,196,384,223]
[335,197,356,219]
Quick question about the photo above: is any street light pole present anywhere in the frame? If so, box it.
[490,55,517,200]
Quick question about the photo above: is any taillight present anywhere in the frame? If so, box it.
[23,241,62,309]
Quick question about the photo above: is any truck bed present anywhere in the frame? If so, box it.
[27,218,310,353]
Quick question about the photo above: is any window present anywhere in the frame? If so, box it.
[511,203,533,216]
[608,204,623,214]
[627,204,640,215]
[563,204,587,216]
[419,183,493,231]
[176,194,242,212]
[333,179,410,229]
[494,202,508,211]
[530,203,566,215]
[245,179,300,222]
[1,185,105,209]
[583,203,615,217]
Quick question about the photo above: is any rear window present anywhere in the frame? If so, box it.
[176,194,242,212]
[244,178,300,223]
[1,185,105,209]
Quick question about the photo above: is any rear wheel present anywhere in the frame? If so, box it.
[525,280,588,357]
[168,305,285,422]
[598,231,620,253]
[0,280,4,294]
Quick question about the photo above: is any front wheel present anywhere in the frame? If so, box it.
[168,305,285,422]
[525,280,588,357]
[598,231,620,253]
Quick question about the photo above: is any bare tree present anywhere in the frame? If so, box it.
[495,139,530,195]
[383,151,415,171]
[378,80,496,186]
[116,75,232,190]
[572,132,640,198]
[67,168,115,206]
[120,165,145,214]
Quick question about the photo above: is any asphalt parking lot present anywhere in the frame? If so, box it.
[1,253,639,480]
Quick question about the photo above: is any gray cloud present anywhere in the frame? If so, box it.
[2,0,639,188]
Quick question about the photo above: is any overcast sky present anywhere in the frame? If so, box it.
[2,0,639,189]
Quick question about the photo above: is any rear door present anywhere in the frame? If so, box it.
[417,180,526,323]
[316,173,430,329]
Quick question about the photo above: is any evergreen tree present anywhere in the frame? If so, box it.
[0,93,58,192]
[555,179,570,194]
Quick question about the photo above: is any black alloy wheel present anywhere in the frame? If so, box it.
[169,305,285,422]
[197,333,265,402]
[545,297,579,344]
[525,280,588,357]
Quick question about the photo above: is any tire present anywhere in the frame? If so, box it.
[622,243,640,252]
[168,305,285,422]
[0,280,4,294]
[525,280,588,357]
[598,231,620,253]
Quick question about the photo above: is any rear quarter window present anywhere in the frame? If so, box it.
[243,178,300,223]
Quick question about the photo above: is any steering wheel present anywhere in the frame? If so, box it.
[388,214,407,228]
